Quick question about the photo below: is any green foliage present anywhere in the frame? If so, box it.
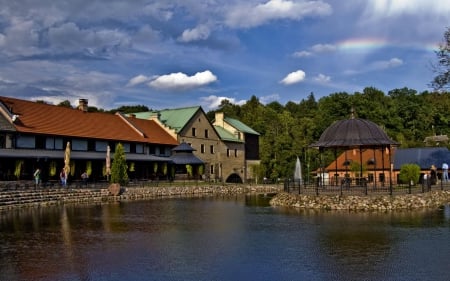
[431,27,450,91]
[399,164,420,185]
[108,105,150,114]
[110,143,129,185]
[186,164,193,177]
[350,161,366,177]
[14,160,23,179]
[57,100,72,108]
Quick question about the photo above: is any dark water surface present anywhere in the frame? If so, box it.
[1,195,450,281]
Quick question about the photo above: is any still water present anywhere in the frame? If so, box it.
[1,194,450,281]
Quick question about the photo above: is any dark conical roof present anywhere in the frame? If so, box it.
[310,118,398,148]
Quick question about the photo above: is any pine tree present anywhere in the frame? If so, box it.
[110,143,129,185]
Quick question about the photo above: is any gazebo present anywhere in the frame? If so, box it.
[170,142,204,180]
[309,111,399,194]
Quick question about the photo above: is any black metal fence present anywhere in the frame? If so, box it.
[284,177,450,196]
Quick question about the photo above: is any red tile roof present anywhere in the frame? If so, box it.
[0,96,178,145]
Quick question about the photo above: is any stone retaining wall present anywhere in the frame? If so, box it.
[0,184,282,211]
[270,191,450,211]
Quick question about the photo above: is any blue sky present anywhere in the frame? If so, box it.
[0,0,448,110]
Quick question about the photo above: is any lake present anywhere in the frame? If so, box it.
[1,194,449,281]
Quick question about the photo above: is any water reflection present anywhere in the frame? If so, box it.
[0,197,450,281]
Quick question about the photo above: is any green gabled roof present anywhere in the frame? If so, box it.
[133,106,201,133]
[214,126,244,143]
[224,117,260,135]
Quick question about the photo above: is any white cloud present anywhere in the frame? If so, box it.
[280,70,306,85]
[178,24,211,42]
[293,50,312,57]
[365,0,450,18]
[127,75,151,87]
[149,70,218,90]
[314,73,331,83]
[260,94,280,104]
[225,0,332,28]
[200,95,246,110]
[370,57,404,70]
[311,43,336,53]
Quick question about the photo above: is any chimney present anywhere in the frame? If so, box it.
[215,112,224,126]
[78,99,88,112]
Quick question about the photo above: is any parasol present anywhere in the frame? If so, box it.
[64,141,71,180]
[106,145,111,180]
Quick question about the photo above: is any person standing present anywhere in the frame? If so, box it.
[33,168,41,188]
[60,169,67,187]
[81,171,89,187]
[442,162,449,182]
[430,165,437,185]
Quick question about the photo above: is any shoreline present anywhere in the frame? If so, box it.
[0,184,282,211]
[270,191,450,211]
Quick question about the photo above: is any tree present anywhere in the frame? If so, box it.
[399,164,420,186]
[110,143,129,185]
[58,100,72,108]
[431,27,450,91]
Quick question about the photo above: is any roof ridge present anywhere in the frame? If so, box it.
[115,112,146,138]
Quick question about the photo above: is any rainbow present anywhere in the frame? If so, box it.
[336,38,439,53]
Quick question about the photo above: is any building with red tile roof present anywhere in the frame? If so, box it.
[0,96,178,183]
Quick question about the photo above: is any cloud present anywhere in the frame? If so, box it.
[48,22,131,54]
[149,70,218,90]
[293,50,312,58]
[293,43,336,58]
[200,95,246,110]
[260,94,280,104]
[127,75,151,87]
[280,70,306,85]
[364,0,450,18]
[313,73,331,83]
[310,43,336,53]
[178,24,211,42]
[225,0,332,28]
[370,57,404,70]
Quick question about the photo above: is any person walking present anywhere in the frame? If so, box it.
[442,162,449,182]
[33,168,41,188]
[60,169,67,187]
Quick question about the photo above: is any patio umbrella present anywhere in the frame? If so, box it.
[106,145,111,181]
[64,141,71,180]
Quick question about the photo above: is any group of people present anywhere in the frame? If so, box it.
[426,163,449,187]
[33,168,89,188]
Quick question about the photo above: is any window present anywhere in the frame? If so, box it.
[95,141,108,152]
[205,129,209,138]
[227,149,230,157]
[46,137,55,149]
[192,128,196,137]
[234,149,238,157]
[136,143,144,154]
[16,135,35,148]
[210,165,214,174]
[201,144,205,153]
[210,145,214,154]
[72,139,88,151]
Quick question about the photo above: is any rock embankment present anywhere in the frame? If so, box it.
[270,191,450,211]
[0,184,281,211]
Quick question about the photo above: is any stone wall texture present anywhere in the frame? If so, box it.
[270,191,450,211]
[0,184,281,211]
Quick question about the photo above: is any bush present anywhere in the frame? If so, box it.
[110,143,129,186]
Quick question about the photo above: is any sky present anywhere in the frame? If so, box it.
[0,0,448,111]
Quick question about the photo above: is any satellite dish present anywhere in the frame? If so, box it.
[12,115,18,122]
